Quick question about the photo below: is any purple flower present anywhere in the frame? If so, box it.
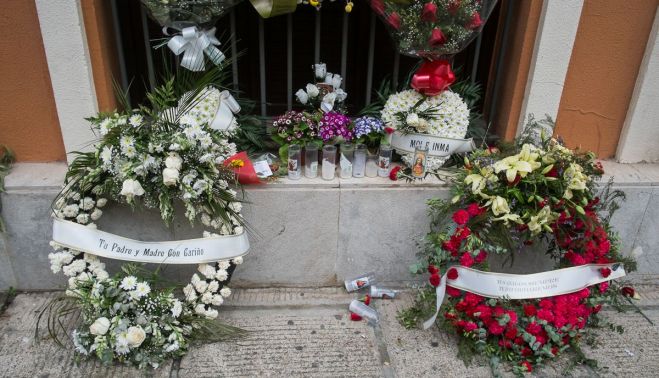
[319,112,352,142]
[353,116,384,138]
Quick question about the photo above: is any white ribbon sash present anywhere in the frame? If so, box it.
[210,90,241,131]
[52,218,249,264]
[391,132,475,157]
[166,26,225,72]
[423,263,626,329]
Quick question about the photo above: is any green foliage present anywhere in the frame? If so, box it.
[0,287,16,316]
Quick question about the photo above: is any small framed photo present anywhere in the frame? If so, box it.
[411,147,428,178]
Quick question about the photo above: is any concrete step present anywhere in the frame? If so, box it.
[1,287,659,377]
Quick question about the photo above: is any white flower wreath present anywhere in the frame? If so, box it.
[381,89,470,170]
[45,84,247,368]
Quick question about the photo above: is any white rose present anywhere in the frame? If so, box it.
[89,317,110,336]
[331,74,342,90]
[334,88,347,102]
[324,73,334,86]
[165,153,183,170]
[416,118,429,133]
[120,179,145,200]
[320,92,337,113]
[406,113,420,127]
[220,287,232,298]
[295,89,309,104]
[313,63,327,79]
[305,84,319,98]
[90,208,103,221]
[162,168,179,186]
[126,326,146,347]
[211,294,224,306]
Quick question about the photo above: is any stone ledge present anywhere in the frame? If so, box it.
[1,161,659,290]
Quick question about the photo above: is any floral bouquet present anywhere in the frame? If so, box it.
[318,112,353,144]
[271,110,321,166]
[141,0,242,28]
[352,116,386,151]
[368,0,497,59]
[295,63,347,114]
[400,117,637,375]
[381,89,469,171]
[42,63,249,368]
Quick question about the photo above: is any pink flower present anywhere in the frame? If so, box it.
[387,12,401,30]
[420,2,437,22]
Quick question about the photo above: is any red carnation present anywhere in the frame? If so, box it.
[599,282,609,293]
[428,264,439,275]
[466,203,484,217]
[384,126,395,135]
[545,165,558,178]
[350,312,363,321]
[447,268,459,280]
[428,28,447,47]
[387,12,401,30]
[520,361,533,372]
[593,304,602,313]
[446,286,461,297]
[389,165,402,181]
[523,304,537,317]
[429,273,441,287]
[621,286,636,297]
[488,322,504,335]
[466,11,483,30]
[459,252,474,267]
[474,250,487,263]
[463,321,478,332]
[452,209,470,225]
[600,267,612,278]
[504,326,517,339]
[420,2,437,22]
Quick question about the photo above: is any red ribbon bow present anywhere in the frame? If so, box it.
[411,60,456,96]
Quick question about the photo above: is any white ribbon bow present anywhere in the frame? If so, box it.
[167,26,225,72]
[210,90,242,131]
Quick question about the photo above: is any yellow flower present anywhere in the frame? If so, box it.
[229,159,245,168]
[493,213,523,225]
[309,0,319,6]
[345,1,353,12]
[486,196,510,216]
[464,167,497,196]
[526,206,557,235]
[493,144,541,182]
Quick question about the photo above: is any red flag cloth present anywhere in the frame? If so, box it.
[224,151,262,185]
[410,59,455,96]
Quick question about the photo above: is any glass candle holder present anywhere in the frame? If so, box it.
[322,145,337,180]
[411,145,429,178]
[377,143,393,177]
[304,143,319,178]
[353,144,367,178]
[365,154,379,178]
[287,144,301,180]
[339,143,354,179]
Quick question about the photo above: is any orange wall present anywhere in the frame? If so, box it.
[555,0,658,158]
[487,0,543,141]
[82,0,120,112]
[0,0,66,162]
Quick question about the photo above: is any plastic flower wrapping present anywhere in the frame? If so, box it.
[141,0,243,28]
[368,0,497,59]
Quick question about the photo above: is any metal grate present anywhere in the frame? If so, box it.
[111,0,502,119]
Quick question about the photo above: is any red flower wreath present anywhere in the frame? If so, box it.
[409,133,635,374]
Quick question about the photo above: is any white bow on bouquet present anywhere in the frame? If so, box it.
[166,26,226,72]
[175,87,242,131]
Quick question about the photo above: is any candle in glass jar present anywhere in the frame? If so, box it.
[339,143,354,179]
[365,154,378,177]
[353,144,367,178]
[322,145,337,180]
[288,144,301,180]
[305,143,319,178]
[377,143,393,177]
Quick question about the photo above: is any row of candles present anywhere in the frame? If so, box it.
[287,143,393,180]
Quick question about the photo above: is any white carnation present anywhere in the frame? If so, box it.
[90,208,103,221]
[96,198,108,208]
[232,256,243,265]
[62,204,80,218]
[80,197,95,211]
[201,292,213,304]
[217,260,231,270]
[76,213,90,224]
[208,280,219,293]
[198,264,216,279]
[215,269,228,282]
[220,287,232,298]
[211,294,224,306]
